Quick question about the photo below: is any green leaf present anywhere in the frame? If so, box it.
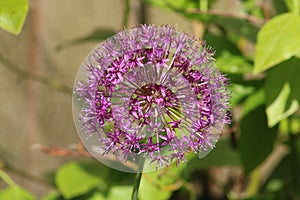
[239,106,278,174]
[279,116,300,135]
[139,175,171,200]
[0,187,35,200]
[88,192,106,200]
[55,161,101,199]
[290,117,300,134]
[41,191,61,200]
[80,161,135,186]
[254,13,300,74]
[266,83,299,127]
[285,0,300,14]
[265,57,300,102]
[242,89,265,117]
[0,0,29,35]
[203,34,241,56]
[108,186,133,200]
[87,186,132,200]
[274,0,289,14]
[139,165,185,200]
[186,138,241,172]
[230,84,255,106]
[297,52,300,59]
[265,57,300,127]
[216,52,253,74]
[214,17,259,43]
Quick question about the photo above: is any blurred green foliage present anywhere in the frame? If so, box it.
[1,0,300,199]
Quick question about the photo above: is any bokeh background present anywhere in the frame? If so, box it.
[1,0,300,200]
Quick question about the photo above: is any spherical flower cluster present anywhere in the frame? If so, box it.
[73,25,230,172]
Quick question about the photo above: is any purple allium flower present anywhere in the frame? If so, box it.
[73,25,230,172]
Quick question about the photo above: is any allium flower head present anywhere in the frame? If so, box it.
[73,25,230,172]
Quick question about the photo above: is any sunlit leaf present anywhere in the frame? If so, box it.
[266,83,299,127]
[279,117,300,135]
[139,175,172,200]
[265,57,300,127]
[296,50,300,59]
[139,164,185,200]
[0,0,29,35]
[55,161,101,199]
[265,57,300,102]
[108,186,132,200]
[239,106,278,175]
[88,192,106,200]
[0,187,35,200]
[41,191,61,200]
[254,13,300,74]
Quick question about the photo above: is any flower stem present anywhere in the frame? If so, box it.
[0,169,18,188]
[131,172,142,200]
[131,158,145,200]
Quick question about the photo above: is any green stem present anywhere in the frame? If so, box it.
[131,158,145,200]
[131,173,142,200]
[0,169,18,188]
[123,0,131,28]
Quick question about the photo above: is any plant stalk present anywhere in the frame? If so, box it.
[131,158,145,200]
[131,172,143,200]
[0,169,18,188]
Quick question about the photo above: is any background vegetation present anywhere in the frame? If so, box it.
[0,0,300,199]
